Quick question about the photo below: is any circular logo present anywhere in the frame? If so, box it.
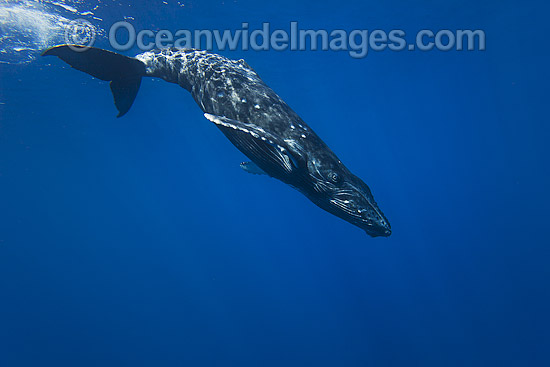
[64,19,96,52]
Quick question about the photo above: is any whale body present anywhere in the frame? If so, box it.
[43,45,391,237]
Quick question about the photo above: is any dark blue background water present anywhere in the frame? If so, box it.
[1,1,549,366]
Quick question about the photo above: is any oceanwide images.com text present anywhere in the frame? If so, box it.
[66,20,486,58]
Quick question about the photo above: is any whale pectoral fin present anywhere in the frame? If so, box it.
[204,113,299,176]
[240,161,267,175]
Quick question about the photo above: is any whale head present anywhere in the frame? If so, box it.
[201,113,391,237]
[303,159,391,237]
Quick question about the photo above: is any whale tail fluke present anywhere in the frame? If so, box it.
[42,45,147,117]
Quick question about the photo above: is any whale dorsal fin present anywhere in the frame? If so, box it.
[204,113,299,177]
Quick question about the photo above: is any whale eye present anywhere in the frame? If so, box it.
[328,172,340,183]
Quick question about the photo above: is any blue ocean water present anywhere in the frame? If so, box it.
[1,0,549,366]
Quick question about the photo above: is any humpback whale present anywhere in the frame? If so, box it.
[42,45,391,237]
